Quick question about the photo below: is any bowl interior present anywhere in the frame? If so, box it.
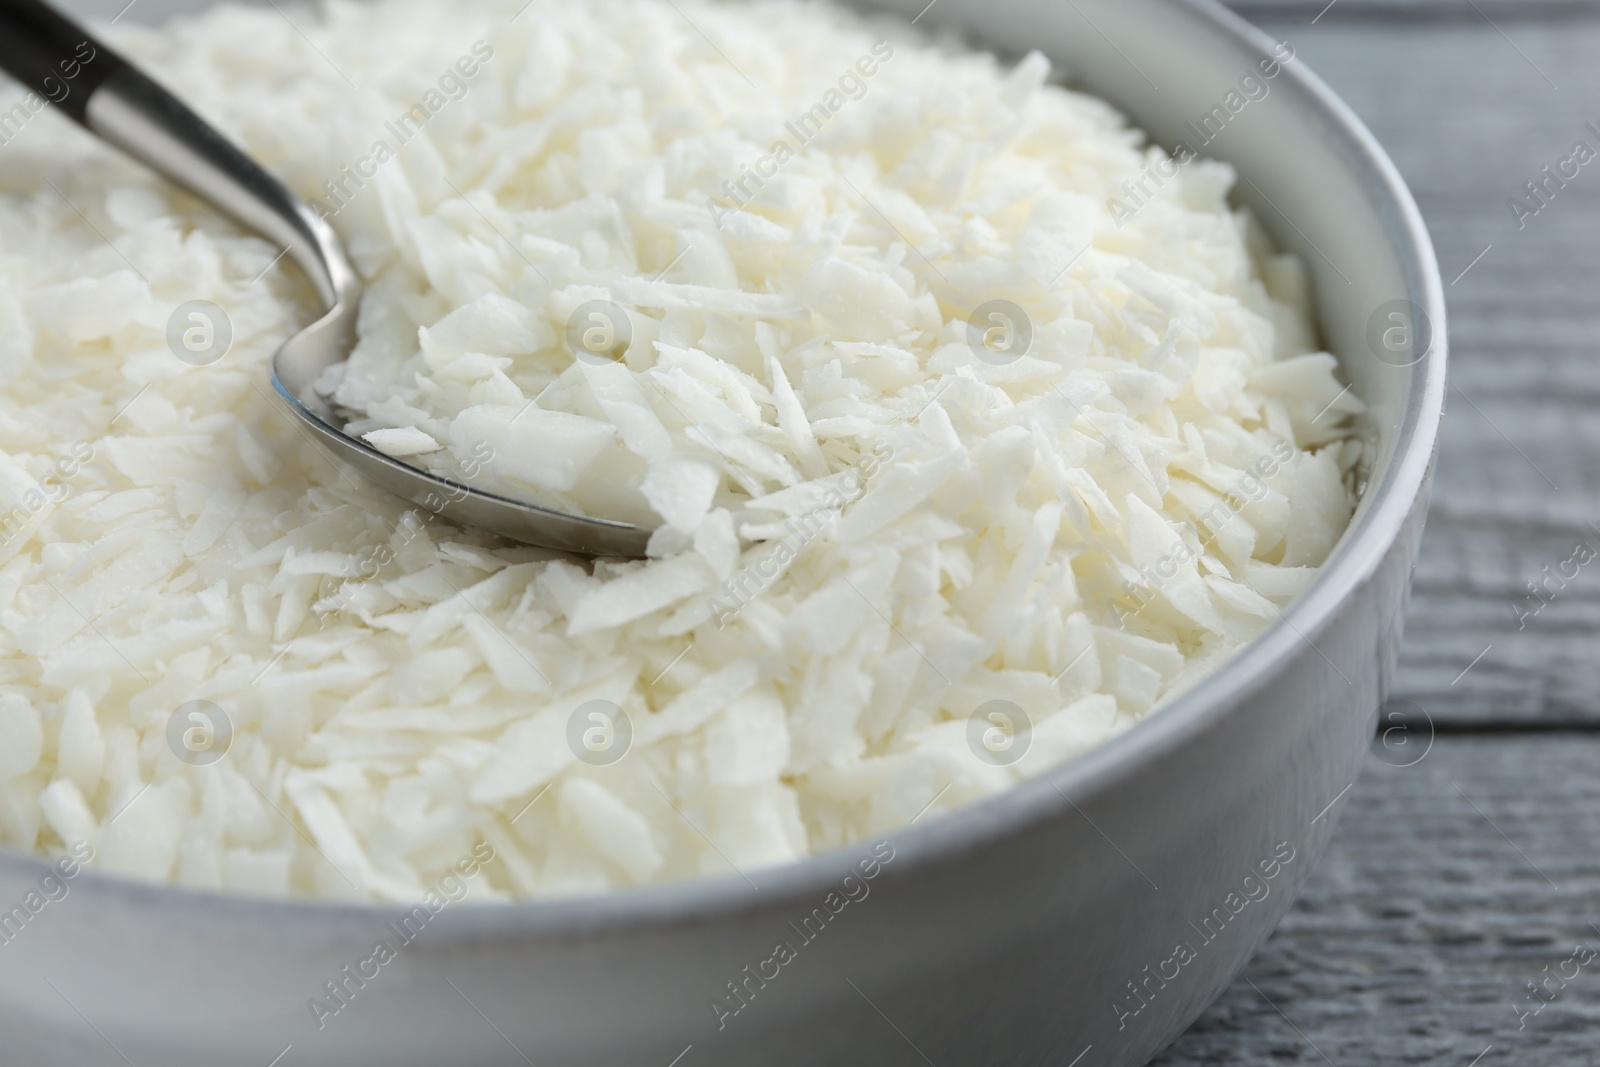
[4,0,1445,923]
[857,0,1437,483]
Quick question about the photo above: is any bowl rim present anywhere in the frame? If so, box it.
[0,0,1447,937]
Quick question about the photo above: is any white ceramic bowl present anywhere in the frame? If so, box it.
[0,0,1445,1063]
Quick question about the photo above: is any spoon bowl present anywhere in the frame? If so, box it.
[0,0,656,557]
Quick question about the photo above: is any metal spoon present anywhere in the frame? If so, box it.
[0,0,654,557]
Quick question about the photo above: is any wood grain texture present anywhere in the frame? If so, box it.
[1157,736,1600,1066]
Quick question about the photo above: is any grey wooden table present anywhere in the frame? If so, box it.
[1155,1,1600,1063]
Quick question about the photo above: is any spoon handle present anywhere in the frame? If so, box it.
[0,0,121,122]
[0,0,356,311]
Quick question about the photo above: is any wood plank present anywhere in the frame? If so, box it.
[1156,734,1600,1065]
